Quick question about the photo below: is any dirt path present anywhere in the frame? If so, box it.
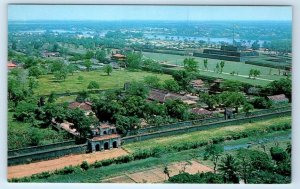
[102,160,213,183]
[8,148,128,179]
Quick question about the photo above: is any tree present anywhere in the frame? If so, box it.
[220,61,225,73]
[218,154,239,183]
[85,51,94,59]
[115,115,141,135]
[220,92,246,113]
[203,59,208,70]
[253,69,261,79]
[121,96,146,117]
[172,70,193,90]
[92,98,124,123]
[242,103,254,115]
[201,93,218,110]
[270,147,288,163]
[67,64,77,75]
[76,90,89,103]
[163,79,181,92]
[84,59,92,71]
[24,57,38,69]
[144,76,161,88]
[163,165,171,180]
[143,59,162,73]
[47,92,57,103]
[236,149,253,184]
[77,76,84,83]
[249,69,254,78]
[220,80,243,92]
[183,58,199,72]
[125,81,149,99]
[53,68,68,81]
[263,77,291,101]
[204,143,224,173]
[14,100,38,122]
[95,49,107,63]
[216,63,220,73]
[66,108,92,139]
[103,64,113,76]
[126,52,142,69]
[251,40,260,50]
[250,97,272,109]
[165,99,189,120]
[87,81,100,90]
[50,60,64,73]
[28,66,43,78]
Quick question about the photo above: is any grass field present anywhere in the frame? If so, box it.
[123,116,291,152]
[26,129,290,183]
[143,52,287,86]
[35,69,173,95]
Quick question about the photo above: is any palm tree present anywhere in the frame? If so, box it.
[218,154,239,183]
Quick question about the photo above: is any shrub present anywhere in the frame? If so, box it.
[80,160,90,171]
[270,147,288,162]
[87,81,100,89]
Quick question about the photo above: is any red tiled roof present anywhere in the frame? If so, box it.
[7,62,17,68]
[191,79,204,86]
[191,108,212,115]
[68,101,92,111]
[267,94,288,102]
[148,89,168,103]
[112,54,126,58]
[90,134,120,141]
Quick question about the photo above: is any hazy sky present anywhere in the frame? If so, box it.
[8,5,292,21]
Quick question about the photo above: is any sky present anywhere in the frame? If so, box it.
[8,5,292,21]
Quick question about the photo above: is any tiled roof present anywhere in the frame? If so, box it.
[267,94,288,102]
[90,134,120,141]
[68,101,92,111]
[191,108,212,115]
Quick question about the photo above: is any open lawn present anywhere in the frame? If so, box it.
[123,116,291,152]
[35,69,173,95]
[143,52,287,86]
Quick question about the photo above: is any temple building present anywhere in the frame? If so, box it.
[88,123,121,152]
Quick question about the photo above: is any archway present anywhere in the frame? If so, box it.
[95,144,100,151]
[104,142,109,150]
[103,130,107,135]
[113,141,118,148]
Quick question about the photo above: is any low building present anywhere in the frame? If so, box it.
[68,101,93,115]
[111,53,126,61]
[148,89,198,105]
[267,94,289,104]
[42,52,60,57]
[191,108,213,116]
[7,61,17,70]
[88,123,121,152]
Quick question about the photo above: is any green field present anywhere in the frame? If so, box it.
[35,69,173,95]
[143,52,287,86]
[123,116,291,152]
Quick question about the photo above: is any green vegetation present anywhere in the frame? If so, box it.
[143,52,287,85]
[123,116,291,152]
[34,70,173,95]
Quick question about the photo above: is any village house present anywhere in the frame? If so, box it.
[267,94,289,105]
[191,108,213,117]
[68,101,93,115]
[148,89,199,105]
[111,53,126,61]
[42,52,60,58]
[7,61,17,70]
[88,123,121,152]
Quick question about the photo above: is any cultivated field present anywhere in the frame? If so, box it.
[143,52,287,86]
[34,69,173,95]
[8,148,128,179]
[102,160,213,183]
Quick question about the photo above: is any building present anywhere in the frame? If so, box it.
[191,108,213,116]
[68,101,93,115]
[148,89,198,105]
[111,53,126,61]
[42,52,60,57]
[7,61,17,70]
[267,94,289,105]
[88,123,121,152]
[193,45,259,62]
